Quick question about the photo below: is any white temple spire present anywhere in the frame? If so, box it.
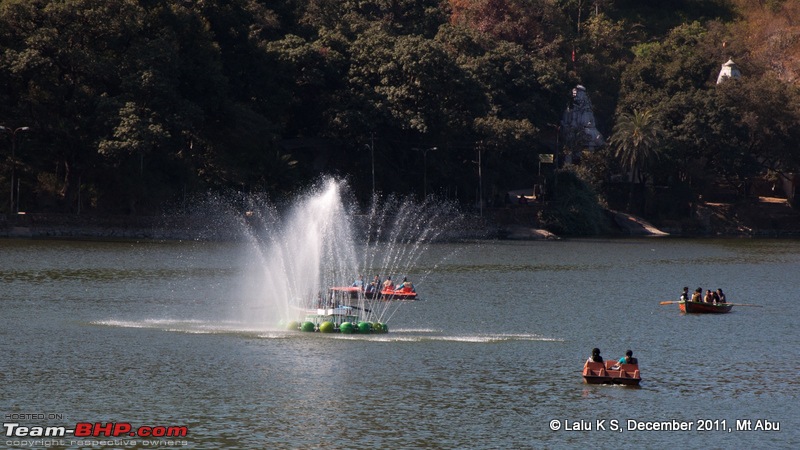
[716,59,741,84]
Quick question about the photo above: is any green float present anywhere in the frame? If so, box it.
[290,288,399,334]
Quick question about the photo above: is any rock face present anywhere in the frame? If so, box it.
[693,198,800,236]
[611,211,669,236]
[503,226,560,240]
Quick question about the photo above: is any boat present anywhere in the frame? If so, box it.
[331,284,419,300]
[300,305,360,327]
[378,286,418,300]
[582,360,641,386]
[679,300,733,314]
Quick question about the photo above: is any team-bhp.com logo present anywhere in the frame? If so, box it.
[4,422,188,438]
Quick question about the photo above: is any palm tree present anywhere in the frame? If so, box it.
[609,109,664,212]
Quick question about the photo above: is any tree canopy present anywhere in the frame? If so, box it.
[0,0,798,220]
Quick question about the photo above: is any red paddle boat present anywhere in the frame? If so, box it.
[582,360,641,386]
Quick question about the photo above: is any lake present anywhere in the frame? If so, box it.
[2,237,798,449]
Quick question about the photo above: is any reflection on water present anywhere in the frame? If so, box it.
[2,237,799,448]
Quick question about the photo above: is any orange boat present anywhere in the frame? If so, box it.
[330,285,418,300]
[379,286,418,300]
[582,361,641,386]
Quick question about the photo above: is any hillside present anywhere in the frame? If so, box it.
[0,0,798,222]
[735,0,800,83]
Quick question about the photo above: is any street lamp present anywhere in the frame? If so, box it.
[363,133,376,199]
[469,144,484,217]
[413,146,437,198]
[477,147,482,217]
[0,126,30,214]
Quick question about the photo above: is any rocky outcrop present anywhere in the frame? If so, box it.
[502,226,560,240]
[611,211,669,236]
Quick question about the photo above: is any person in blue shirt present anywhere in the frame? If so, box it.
[400,277,415,292]
[618,350,638,365]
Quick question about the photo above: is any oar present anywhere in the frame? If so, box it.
[658,300,762,307]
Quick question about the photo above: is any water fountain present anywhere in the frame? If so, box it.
[236,178,465,334]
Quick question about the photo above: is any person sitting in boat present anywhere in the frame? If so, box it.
[383,276,394,291]
[680,286,689,301]
[365,275,380,295]
[691,288,702,303]
[704,289,715,303]
[716,288,726,303]
[352,276,364,289]
[618,350,638,365]
[400,277,415,292]
[711,289,721,304]
[585,348,603,365]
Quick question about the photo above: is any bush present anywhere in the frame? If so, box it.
[538,168,613,235]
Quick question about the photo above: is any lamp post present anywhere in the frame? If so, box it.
[477,147,482,217]
[364,133,376,199]
[471,145,483,218]
[0,126,30,214]
[413,146,437,198]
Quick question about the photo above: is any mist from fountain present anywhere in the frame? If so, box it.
[233,177,466,330]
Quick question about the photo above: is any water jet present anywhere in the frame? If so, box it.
[236,178,464,334]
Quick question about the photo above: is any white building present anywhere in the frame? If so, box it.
[716,59,742,84]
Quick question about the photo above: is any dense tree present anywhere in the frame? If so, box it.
[706,75,800,197]
[1,0,152,212]
[436,21,567,201]
[614,22,730,201]
[615,19,800,208]
[0,0,798,220]
[570,13,633,133]
[609,109,663,211]
[450,0,567,49]
[610,110,663,183]
[539,167,612,235]
[0,0,298,213]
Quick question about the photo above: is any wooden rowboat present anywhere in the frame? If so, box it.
[679,300,733,314]
[582,361,641,386]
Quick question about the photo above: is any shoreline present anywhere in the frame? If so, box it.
[3,206,800,241]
